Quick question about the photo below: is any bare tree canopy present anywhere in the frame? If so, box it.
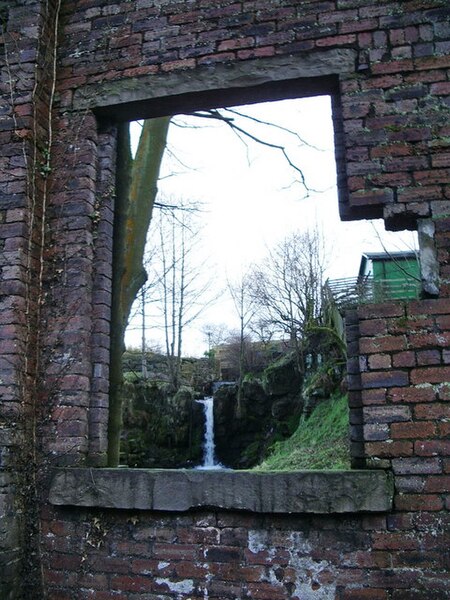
[145,197,219,391]
[248,228,327,344]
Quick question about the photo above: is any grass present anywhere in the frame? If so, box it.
[254,393,351,471]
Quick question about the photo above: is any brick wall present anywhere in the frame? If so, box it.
[39,506,449,599]
[355,299,450,512]
[0,0,449,597]
[0,0,60,596]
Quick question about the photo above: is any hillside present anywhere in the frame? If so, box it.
[255,393,350,471]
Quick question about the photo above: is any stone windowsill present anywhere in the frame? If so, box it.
[49,468,393,514]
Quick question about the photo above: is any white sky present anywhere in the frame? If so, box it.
[125,96,417,356]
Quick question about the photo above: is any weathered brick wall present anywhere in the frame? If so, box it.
[0,0,449,597]
[40,506,449,599]
[355,299,450,510]
[0,0,61,596]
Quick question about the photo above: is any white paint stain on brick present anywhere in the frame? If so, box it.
[155,578,194,596]
[288,532,337,599]
[248,529,271,554]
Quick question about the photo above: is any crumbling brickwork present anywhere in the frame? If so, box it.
[0,0,449,598]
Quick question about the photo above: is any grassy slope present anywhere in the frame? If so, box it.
[255,393,351,471]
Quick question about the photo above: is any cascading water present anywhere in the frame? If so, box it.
[196,397,223,469]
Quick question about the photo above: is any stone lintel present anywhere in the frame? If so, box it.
[49,468,393,514]
[73,50,356,121]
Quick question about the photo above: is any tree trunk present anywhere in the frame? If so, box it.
[108,117,170,467]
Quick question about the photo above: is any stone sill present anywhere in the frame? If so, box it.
[49,468,393,514]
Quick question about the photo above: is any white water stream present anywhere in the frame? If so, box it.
[196,397,224,470]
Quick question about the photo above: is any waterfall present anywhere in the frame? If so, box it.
[196,397,223,470]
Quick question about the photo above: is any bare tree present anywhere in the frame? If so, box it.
[201,323,230,354]
[176,106,323,196]
[110,102,322,464]
[228,272,255,417]
[146,198,218,391]
[248,228,327,372]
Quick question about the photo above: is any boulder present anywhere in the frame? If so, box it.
[262,351,302,397]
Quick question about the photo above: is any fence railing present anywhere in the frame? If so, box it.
[325,276,421,308]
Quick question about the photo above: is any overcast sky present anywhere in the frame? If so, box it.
[125,96,417,356]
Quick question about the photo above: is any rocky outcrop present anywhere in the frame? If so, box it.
[262,351,302,397]
[213,372,303,469]
[121,381,204,468]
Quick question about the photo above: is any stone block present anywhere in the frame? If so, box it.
[49,468,394,514]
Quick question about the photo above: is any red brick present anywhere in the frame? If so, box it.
[78,573,108,590]
[414,403,450,420]
[218,37,254,51]
[415,440,450,456]
[438,421,450,437]
[424,475,450,493]
[387,386,435,404]
[410,366,450,385]
[436,314,450,329]
[358,303,406,319]
[153,543,198,561]
[437,384,450,400]
[416,349,442,366]
[392,457,442,475]
[391,422,436,439]
[372,532,418,551]
[362,388,387,405]
[392,351,416,368]
[430,81,450,95]
[161,58,196,71]
[364,405,411,423]
[361,370,409,388]
[414,55,450,70]
[350,189,393,206]
[315,34,357,46]
[360,335,406,354]
[110,575,153,593]
[415,168,450,185]
[368,354,392,370]
[366,440,413,458]
[394,494,444,511]
[359,320,388,337]
[173,560,208,579]
[409,332,450,349]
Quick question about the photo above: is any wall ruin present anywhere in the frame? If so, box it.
[0,0,449,598]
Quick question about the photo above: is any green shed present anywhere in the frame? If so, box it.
[358,251,421,301]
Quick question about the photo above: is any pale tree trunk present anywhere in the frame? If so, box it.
[228,273,254,419]
[237,311,245,419]
[141,288,148,379]
[108,117,170,467]
[175,223,187,391]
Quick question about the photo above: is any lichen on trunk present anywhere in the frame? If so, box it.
[108,117,170,467]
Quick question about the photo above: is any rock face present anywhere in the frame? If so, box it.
[120,352,318,470]
[213,367,303,469]
[262,351,303,397]
[121,381,204,468]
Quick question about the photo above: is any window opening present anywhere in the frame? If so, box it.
[111,93,418,471]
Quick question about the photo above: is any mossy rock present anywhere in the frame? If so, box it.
[120,382,203,468]
[262,351,302,397]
